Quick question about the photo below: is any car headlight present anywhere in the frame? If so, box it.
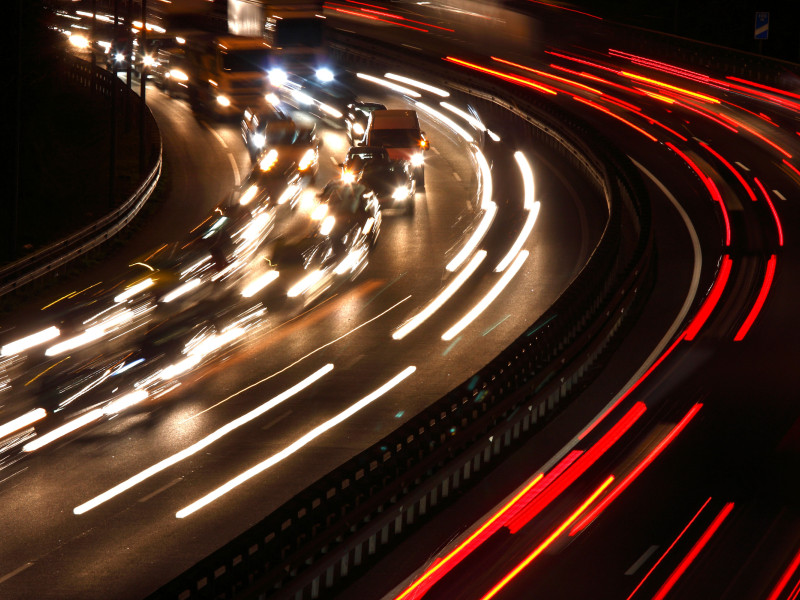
[320,215,336,236]
[352,122,365,136]
[316,67,334,82]
[259,149,278,171]
[239,184,259,206]
[269,68,287,86]
[311,203,328,220]
[298,149,317,171]
[216,94,231,107]
[265,92,280,106]
[392,185,410,200]
[169,68,189,82]
[410,153,424,167]
[341,170,356,184]
[252,133,266,148]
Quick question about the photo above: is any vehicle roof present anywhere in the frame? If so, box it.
[368,110,420,129]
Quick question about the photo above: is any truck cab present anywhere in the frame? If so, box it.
[364,110,428,187]
[184,35,272,118]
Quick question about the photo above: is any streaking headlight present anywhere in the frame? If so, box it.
[169,68,189,81]
[298,149,316,171]
[410,153,424,167]
[239,184,259,206]
[341,170,356,184]
[143,54,156,67]
[216,95,231,107]
[311,204,328,220]
[352,122,365,136]
[292,89,313,105]
[392,186,410,200]
[114,52,126,63]
[269,68,287,86]
[260,148,278,171]
[265,92,280,105]
[252,132,266,148]
[320,215,336,236]
[316,67,334,82]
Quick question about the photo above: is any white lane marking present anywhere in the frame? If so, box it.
[138,477,183,503]
[261,410,292,431]
[329,155,340,166]
[0,467,27,487]
[401,43,421,51]
[226,153,241,186]
[453,172,462,182]
[625,545,659,575]
[202,122,228,149]
[734,161,750,171]
[773,189,786,200]
[0,562,34,585]
[430,146,440,155]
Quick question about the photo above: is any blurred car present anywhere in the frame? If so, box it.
[342,146,416,215]
[271,71,358,127]
[314,179,381,250]
[151,46,192,98]
[345,101,386,145]
[241,103,292,160]
[250,120,321,181]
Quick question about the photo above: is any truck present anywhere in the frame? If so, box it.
[263,2,331,80]
[181,34,272,119]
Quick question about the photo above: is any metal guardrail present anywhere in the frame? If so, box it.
[0,54,162,299]
[147,31,654,600]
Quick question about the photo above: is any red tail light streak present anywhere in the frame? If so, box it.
[726,76,800,102]
[782,159,800,182]
[507,402,646,534]
[324,4,429,32]
[570,403,704,536]
[527,0,602,19]
[698,141,757,202]
[734,255,777,341]
[479,476,615,600]
[620,71,721,104]
[443,57,558,95]
[491,56,603,95]
[767,543,800,600]
[572,96,657,142]
[683,255,733,341]
[393,473,546,600]
[666,142,731,246]
[652,502,735,600]
[625,497,713,600]
[754,177,784,246]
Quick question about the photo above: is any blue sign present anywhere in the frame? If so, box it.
[755,12,769,40]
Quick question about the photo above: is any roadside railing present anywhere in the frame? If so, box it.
[0,54,162,299]
[146,30,654,600]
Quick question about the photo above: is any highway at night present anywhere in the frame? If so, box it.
[5,1,800,599]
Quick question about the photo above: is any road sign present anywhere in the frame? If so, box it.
[755,11,769,40]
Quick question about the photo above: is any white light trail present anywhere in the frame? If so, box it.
[442,251,529,341]
[114,278,154,303]
[384,73,449,97]
[356,73,421,98]
[23,409,104,452]
[241,271,279,298]
[415,102,473,142]
[392,251,486,340]
[439,102,485,131]
[175,366,415,518]
[495,151,539,272]
[162,279,202,303]
[446,202,496,272]
[73,365,334,515]
[1,326,60,357]
[288,269,324,298]
[0,408,47,441]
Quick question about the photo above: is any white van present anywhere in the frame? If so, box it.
[363,110,429,186]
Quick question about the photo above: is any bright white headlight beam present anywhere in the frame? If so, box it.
[393,251,486,340]
[162,278,202,303]
[439,102,485,131]
[415,102,473,143]
[446,202,496,272]
[0,408,47,441]
[1,326,60,356]
[494,151,539,272]
[385,73,449,97]
[442,251,529,341]
[356,73,421,98]
[241,271,279,298]
[23,409,104,452]
[73,364,335,515]
[175,366,416,518]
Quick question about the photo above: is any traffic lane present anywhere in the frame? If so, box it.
[0,118,603,600]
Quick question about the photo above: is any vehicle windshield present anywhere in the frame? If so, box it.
[347,150,388,164]
[266,124,313,145]
[368,129,420,148]
[221,49,270,72]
